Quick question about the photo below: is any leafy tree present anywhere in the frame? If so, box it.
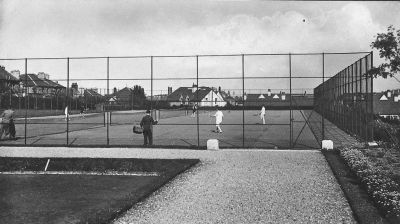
[132,85,146,99]
[369,25,400,78]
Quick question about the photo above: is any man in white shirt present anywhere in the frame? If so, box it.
[211,107,224,133]
[260,105,266,125]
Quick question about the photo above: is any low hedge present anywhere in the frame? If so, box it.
[339,146,400,222]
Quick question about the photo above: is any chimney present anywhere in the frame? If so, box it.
[218,86,221,93]
[267,89,271,97]
[168,87,172,95]
[113,87,117,94]
[71,83,78,91]
[38,72,49,80]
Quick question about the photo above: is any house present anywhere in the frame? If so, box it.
[374,90,400,120]
[166,85,226,107]
[19,72,65,96]
[244,91,314,109]
[107,87,133,105]
[219,90,235,106]
[0,66,20,94]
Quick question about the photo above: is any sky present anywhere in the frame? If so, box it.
[0,0,399,94]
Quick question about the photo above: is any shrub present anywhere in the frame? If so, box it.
[339,146,400,220]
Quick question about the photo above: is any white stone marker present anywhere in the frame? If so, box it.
[207,139,219,150]
[322,140,334,150]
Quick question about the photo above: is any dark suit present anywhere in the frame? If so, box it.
[140,114,158,145]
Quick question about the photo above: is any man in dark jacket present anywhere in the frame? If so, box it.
[140,110,158,146]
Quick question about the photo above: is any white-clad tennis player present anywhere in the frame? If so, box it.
[210,106,224,133]
[260,105,266,125]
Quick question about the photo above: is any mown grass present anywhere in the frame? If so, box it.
[0,158,199,224]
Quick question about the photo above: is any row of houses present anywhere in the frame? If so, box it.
[0,66,103,99]
[374,89,400,120]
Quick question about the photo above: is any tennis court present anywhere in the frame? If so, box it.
[2,109,320,149]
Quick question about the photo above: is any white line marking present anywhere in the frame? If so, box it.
[44,159,50,171]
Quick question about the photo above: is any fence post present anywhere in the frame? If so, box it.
[107,57,110,146]
[242,54,245,148]
[322,53,325,141]
[196,55,200,149]
[289,53,293,148]
[66,57,69,146]
[370,52,374,142]
[24,58,28,145]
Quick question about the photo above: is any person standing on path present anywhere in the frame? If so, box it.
[140,110,158,146]
[210,106,224,133]
[259,105,266,125]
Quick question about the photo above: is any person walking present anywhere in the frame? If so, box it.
[260,105,266,125]
[0,107,15,140]
[210,106,224,133]
[191,103,198,117]
[140,110,158,146]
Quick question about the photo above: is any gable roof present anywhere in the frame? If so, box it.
[167,87,195,101]
[0,66,19,83]
[373,93,400,115]
[20,74,64,88]
[84,89,103,97]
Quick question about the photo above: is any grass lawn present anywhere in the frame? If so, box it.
[0,158,199,224]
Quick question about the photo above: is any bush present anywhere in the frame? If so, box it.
[339,146,400,221]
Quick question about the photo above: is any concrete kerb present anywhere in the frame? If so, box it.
[0,147,319,160]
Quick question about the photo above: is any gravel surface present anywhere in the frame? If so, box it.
[0,147,356,223]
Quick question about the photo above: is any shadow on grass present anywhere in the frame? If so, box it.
[0,158,199,224]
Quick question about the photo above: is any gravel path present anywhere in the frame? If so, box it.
[0,147,356,223]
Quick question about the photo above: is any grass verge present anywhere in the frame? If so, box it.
[0,157,199,224]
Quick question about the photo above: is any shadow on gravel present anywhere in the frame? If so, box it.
[322,150,390,224]
[0,158,199,224]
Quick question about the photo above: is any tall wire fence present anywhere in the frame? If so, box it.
[314,52,374,142]
[0,52,373,148]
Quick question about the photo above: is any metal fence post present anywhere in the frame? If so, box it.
[151,56,153,112]
[242,54,245,148]
[24,58,28,145]
[196,55,200,149]
[107,57,110,146]
[289,53,293,148]
[66,57,69,146]
[322,53,325,141]
[370,52,374,142]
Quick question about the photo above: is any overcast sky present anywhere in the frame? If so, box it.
[1,0,399,93]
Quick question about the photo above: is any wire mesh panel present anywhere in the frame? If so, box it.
[0,52,373,148]
[314,52,373,142]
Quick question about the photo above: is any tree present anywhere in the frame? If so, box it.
[369,25,400,78]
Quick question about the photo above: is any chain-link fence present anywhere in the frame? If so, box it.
[314,52,373,142]
[0,52,373,148]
